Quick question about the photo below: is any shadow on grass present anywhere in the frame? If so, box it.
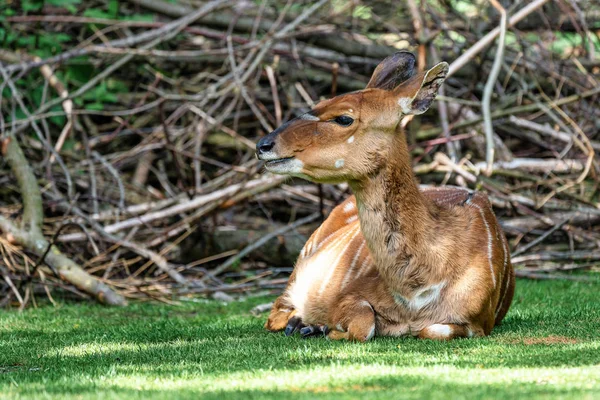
[6,357,600,400]
[1,279,599,398]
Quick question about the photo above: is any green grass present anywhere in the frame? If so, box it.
[1,278,600,399]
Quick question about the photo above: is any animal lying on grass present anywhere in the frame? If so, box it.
[256,52,515,341]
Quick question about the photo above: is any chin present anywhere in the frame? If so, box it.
[298,170,348,185]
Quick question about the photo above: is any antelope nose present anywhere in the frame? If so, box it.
[256,137,274,155]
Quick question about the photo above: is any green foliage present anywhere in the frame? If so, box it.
[47,0,82,14]
[330,0,372,20]
[1,25,72,58]
[450,0,478,17]
[0,7,16,17]
[71,78,128,111]
[21,0,82,14]
[64,57,95,84]
[352,5,372,20]
[21,0,43,12]
[0,0,156,121]
[82,8,116,19]
[550,31,600,55]
[82,6,154,21]
[107,0,119,18]
[1,278,599,399]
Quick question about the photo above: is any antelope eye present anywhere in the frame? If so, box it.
[332,115,354,127]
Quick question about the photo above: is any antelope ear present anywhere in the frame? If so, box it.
[396,61,448,115]
[366,52,417,90]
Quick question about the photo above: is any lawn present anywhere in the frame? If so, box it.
[1,278,600,399]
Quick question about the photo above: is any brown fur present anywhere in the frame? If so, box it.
[258,52,515,341]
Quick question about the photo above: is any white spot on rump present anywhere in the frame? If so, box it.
[347,135,355,144]
[428,324,453,337]
[335,159,345,169]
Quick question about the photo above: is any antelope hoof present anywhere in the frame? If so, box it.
[300,325,329,338]
[284,316,304,336]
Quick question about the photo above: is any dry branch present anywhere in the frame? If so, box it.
[1,0,598,304]
[0,136,126,305]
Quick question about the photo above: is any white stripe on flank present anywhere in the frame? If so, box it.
[340,239,366,290]
[300,240,308,258]
[496,272,511,318]
[301,224,324,259]
[343,201,356,213]
[318,225,360,295]
[288,226,357,317]
[346,215,358,224]
[354,250,372,279]
[495,231,511,318]
[473,205,496,288]
[311,224,348,254]
[497,227,508,284]
[501,229,508,274]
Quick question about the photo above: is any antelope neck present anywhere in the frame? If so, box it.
[350,134,437,285]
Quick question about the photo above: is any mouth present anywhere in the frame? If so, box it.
[259,155,304,176]
[264,156,295,167]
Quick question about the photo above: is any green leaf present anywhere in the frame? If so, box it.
[352,5,372,20]
[108,0,119,18]
[65,62,95,84]
[47,0,82,14]
[1,8,16,17]
[22,0,43,12]
[49,104,66,127]
[85,102,105,111]
[30,85,44,108]
[16,35,36,47]
[61,138,77,152]
[125,13,154,22]
[106,78,128,94]
[80,82,120,104]
[83,8,114,19]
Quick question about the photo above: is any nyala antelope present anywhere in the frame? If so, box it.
[256,52,515,341]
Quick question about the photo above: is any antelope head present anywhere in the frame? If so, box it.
[256,52,448,184]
